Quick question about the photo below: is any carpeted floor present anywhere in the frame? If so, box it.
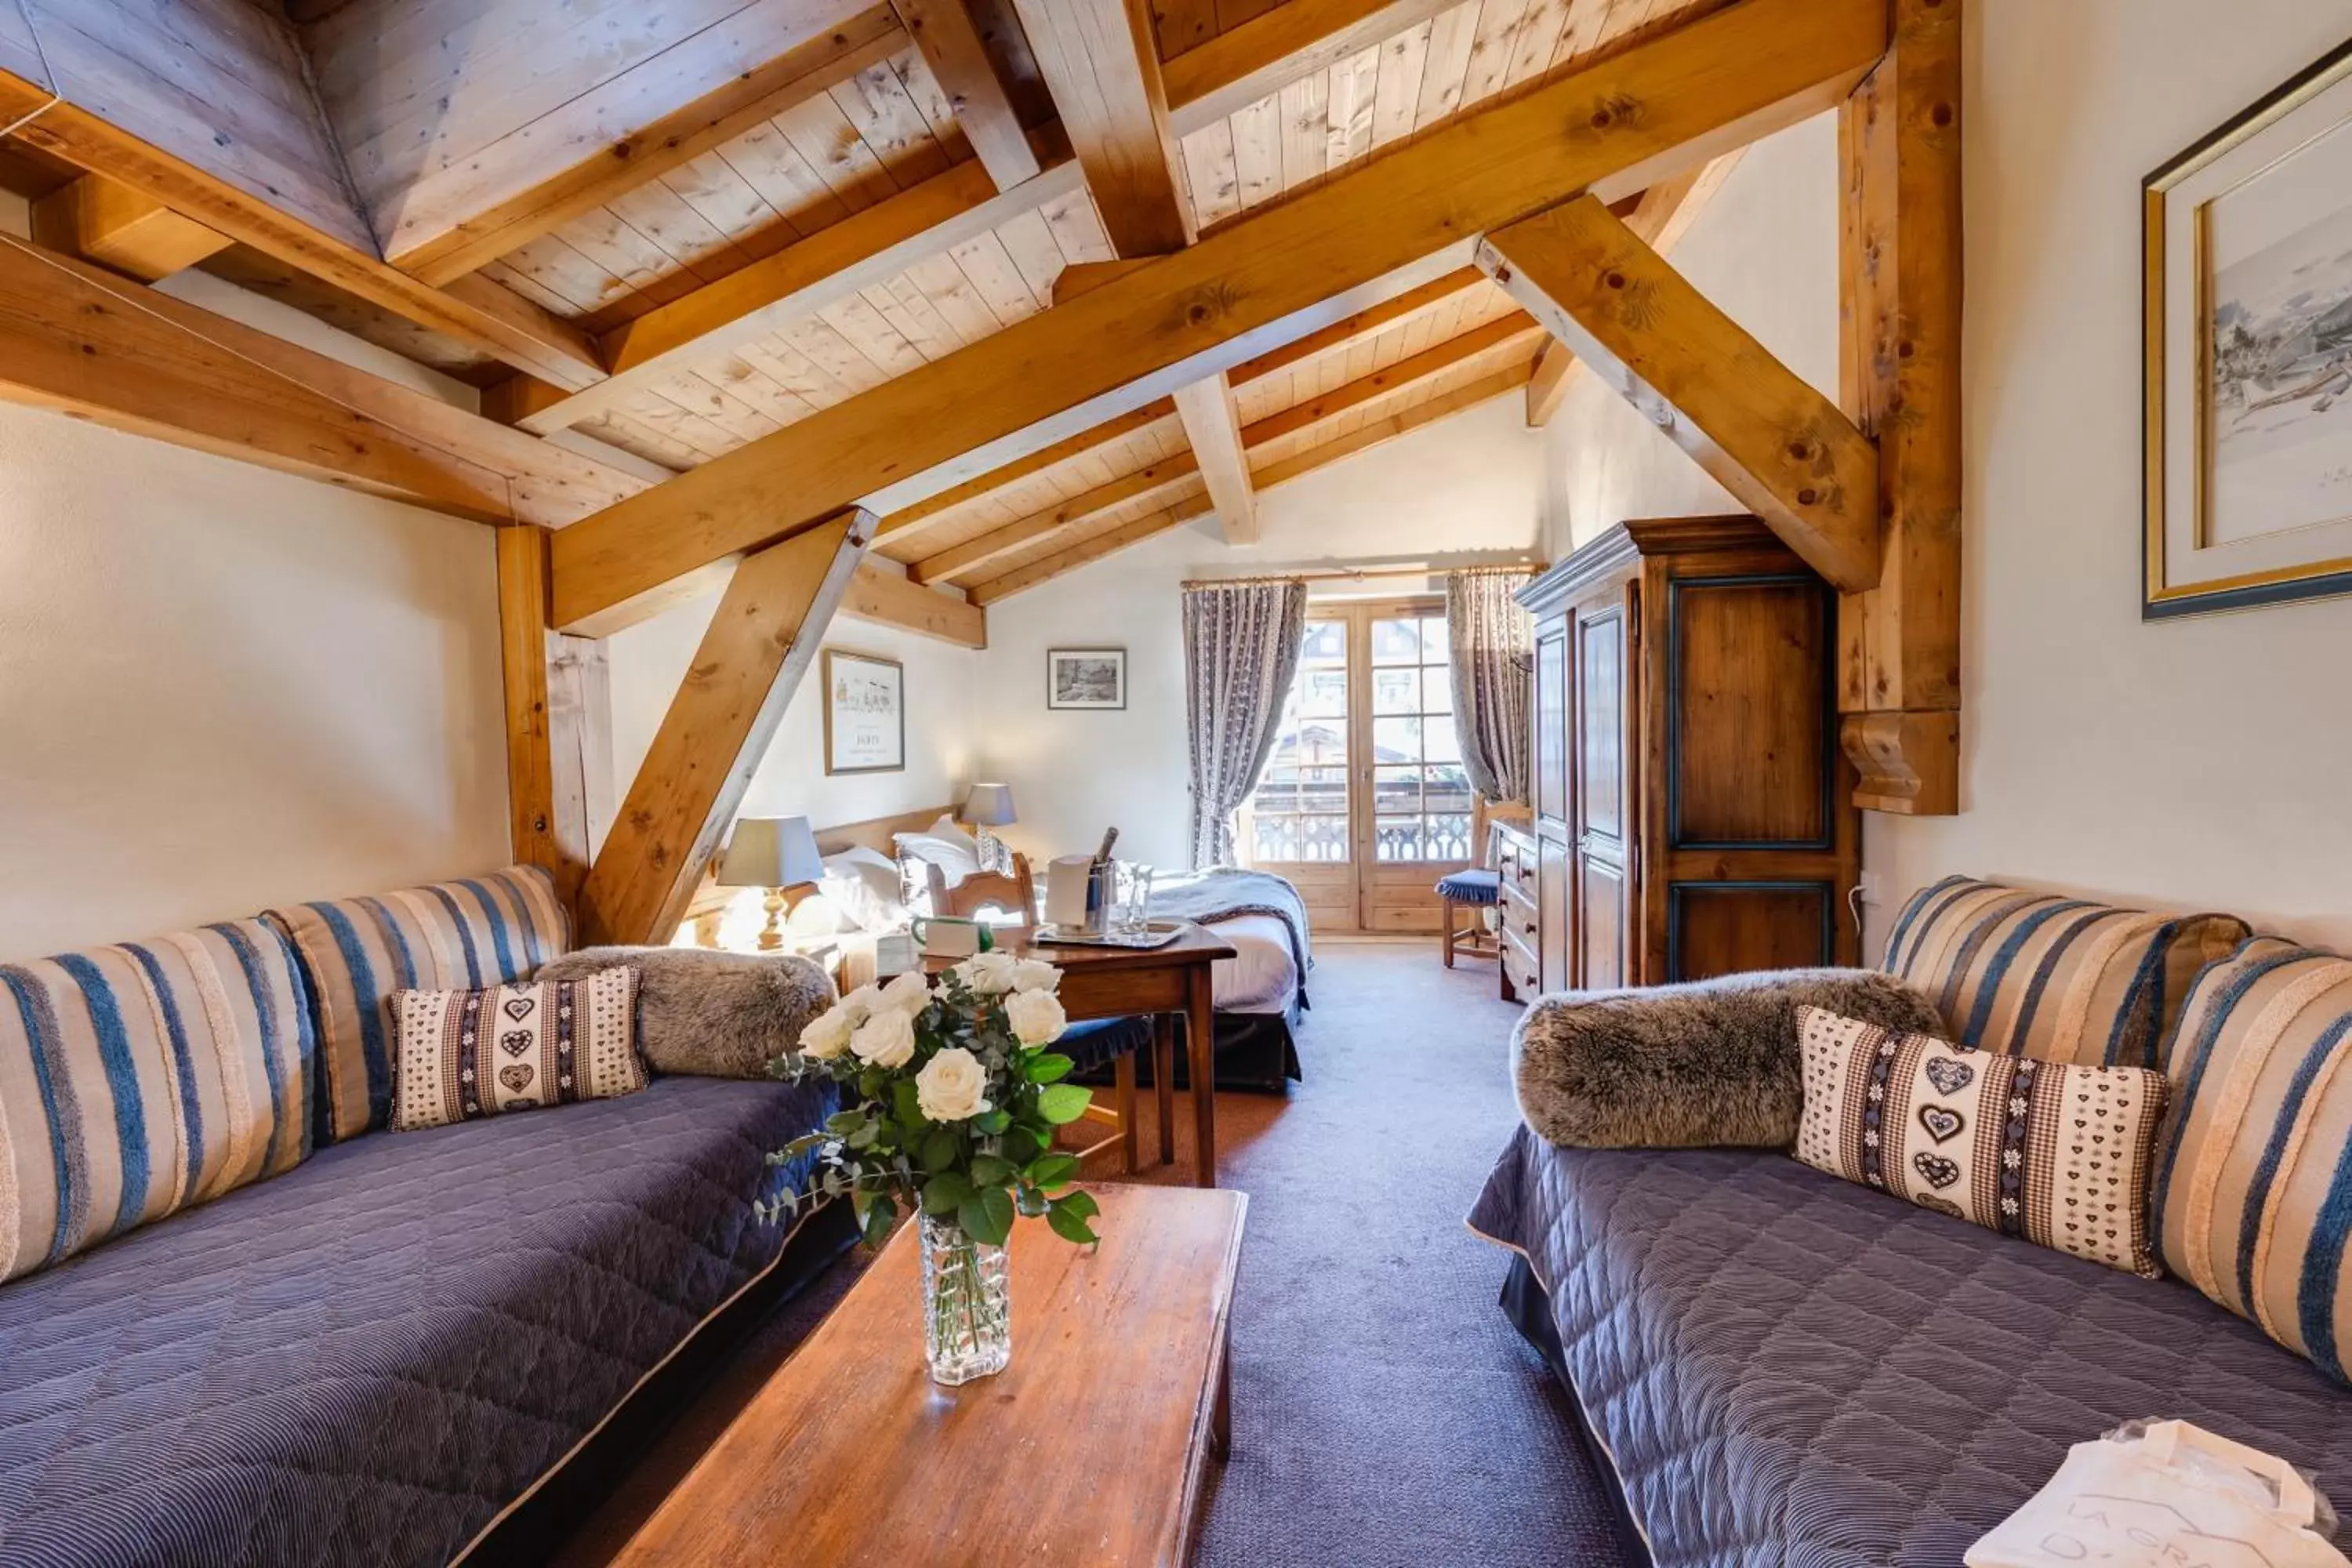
[558,940,1631,1565]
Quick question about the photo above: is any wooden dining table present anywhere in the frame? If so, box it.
[927,923,1237,1188]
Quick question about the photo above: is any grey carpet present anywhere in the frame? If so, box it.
[560,941,1632,1564]
[1191,942,1630,1567]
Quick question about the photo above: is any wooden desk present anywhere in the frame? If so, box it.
[929,924,1237,1189]
[612,1185,1248,1568]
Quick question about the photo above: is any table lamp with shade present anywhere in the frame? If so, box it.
[960,782,1016,870]
[717,815,825,951]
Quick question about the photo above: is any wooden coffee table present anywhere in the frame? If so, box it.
[612,1185,1247,1567]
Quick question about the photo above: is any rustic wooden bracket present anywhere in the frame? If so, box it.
[1478,195,1882,593]
[1842,710,1958,815]
[575,510,875,947]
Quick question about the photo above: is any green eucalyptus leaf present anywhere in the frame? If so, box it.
[824,1109,865,1134]
[1046,1203,1098,1246]
[845,1119,881,1150]
[1036,1083,1092,1125]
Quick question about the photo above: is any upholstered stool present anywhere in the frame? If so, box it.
[1054,1016,1154,1174]
[1436,867,1502,967]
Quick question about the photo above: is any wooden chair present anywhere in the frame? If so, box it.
[1436,821,1505,967]
[919,852,1143,1175]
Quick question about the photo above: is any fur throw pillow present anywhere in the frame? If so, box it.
[535,946,836,1080]
[1512,968,1947,1149]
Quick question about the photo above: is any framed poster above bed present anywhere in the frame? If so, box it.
[822,648,905,775]
[2145,38,2352,618]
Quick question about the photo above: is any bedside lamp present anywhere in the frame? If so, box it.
[717,815,825,952]
[960,782,1017,870]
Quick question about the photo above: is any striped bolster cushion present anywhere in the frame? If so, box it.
[0,920,314,1285]
[1881,876,2249,1069]
[2154,938,2352,1383]
[270,866,571,1145]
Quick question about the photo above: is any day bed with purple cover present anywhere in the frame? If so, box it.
[1470,877,2352,1566]
[0,866,844,1567]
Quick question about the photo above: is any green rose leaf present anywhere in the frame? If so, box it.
[1014,1183,1048,1218]
[862,1192,898,1247]
[1025,1052,1075,1084]
[920,1128,961,1173]
[891,1080,924,1128]
[922,1171,975,1215]
[958,1185,1014,1247]
[1025,1152,1080,1191]
[968,1153,1014,1187]
[1056,1187,1101,1221]
[1036,1083,1093,1125]
[975,1109,1013,1135]
[1046,1200,1098,1246]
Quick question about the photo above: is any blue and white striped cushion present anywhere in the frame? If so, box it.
[270,866,570,1144]
[0,920,314,1284]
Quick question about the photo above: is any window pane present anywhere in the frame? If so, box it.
[1294,720,1347,764]
[1420,616,1450,660]
[1422,719,1462,764]
[1423,669,1454,716]
[1254,779,1298,813]
[1370,617,1422,662]
[1298,667,1348,716]
[1372,768,1421,815]
[1374,816,1425,862]
[1300,816,1351,861]
[1371,716,1423,764]
[1371,666,1419,714]
[1300,620,1346,661]
[1301,768,1348,815]
[1425,764,1472,815]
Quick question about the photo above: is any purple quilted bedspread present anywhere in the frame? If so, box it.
[0,1076,835,1568]
[1468,1125,2352,1566]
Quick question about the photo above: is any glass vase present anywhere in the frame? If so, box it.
[918,1210,1011,1385]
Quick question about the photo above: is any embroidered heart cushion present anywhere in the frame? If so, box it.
[1792,1005,2169,1277]
[387,967,645,1132]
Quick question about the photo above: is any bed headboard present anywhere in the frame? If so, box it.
[674,805,953,942]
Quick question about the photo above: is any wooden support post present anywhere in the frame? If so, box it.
[1836,0,1962,815]
[1172,373,1258,543]
[1011,0,1193,256]
[577,510,875,946]
[1479,195,1882,594]
[892,0,1040,191]
[498,526,603,906]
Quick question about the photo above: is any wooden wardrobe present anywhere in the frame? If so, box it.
[1506,515,1860,1000]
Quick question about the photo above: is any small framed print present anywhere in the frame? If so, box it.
[1047,648,1127,710]
[822,648,905,775]
[2146,38,2352,617]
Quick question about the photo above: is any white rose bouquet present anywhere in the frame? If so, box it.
[764,954,1100,1250]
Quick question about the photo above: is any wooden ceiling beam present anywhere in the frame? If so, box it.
[1240,312,1547,450]
[391,3,906,285]
[514,142,1087,435]
[0,232,635,524]
[1226,266,1486,383]
[967,492,1214,605]
[1173,372,1258,542]
[1524,339,1577,426]
[911,451,1203,582]
[0,70,607,390]
[877,398,1179,546]
[1479,193,1879,591]
[31,172,229,282]
[548,0,1886,633]
[578,511,874,947]
[1011,0,1192,256]
[844,560,988,647]
[892,0,1040,191]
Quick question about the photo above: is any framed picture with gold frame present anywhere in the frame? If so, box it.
[2145,39,2352,619]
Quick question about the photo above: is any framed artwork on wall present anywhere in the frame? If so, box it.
[822,648,905,775]
[1047,648,1127,710]
[2146,38,2352,618]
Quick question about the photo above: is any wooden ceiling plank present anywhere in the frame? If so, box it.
[393,5,908,285]
[874,397,1178,544]
[550,0,1887,631]
[1161,0,1463,138]
[909,450,1201,581]
[966,492,1213,604]
[1172,371,1258,542]
[30,172,229,281]
[1239,311,1544,448]
[891,0,1040,190]
[1011,0,1192,256]
[0,67,608,390]
[514,145,1087,434]
[1479,192,1879,590]
[577,510,874,946]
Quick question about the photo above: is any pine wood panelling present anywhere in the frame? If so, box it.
[547,0,1886,632]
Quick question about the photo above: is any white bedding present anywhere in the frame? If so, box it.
[832,915,1298,1015]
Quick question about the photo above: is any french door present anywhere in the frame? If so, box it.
[1239,599,1475,933]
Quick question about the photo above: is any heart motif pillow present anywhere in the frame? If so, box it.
[1792,1006,2169,1278]
[388,969,644,1133]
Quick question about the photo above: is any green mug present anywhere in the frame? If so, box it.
[910,915,992,958]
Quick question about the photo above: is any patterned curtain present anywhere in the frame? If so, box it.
[1182,579,1308,868]
[1446,568,1535,804]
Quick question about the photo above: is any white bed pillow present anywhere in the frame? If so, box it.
[894,815,982,887]
[821,847,909,931]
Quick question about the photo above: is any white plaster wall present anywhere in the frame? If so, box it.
[1534,2,2352,954]
[0,401,510,958]
[604,589,984,844]
[967,394,1548,868]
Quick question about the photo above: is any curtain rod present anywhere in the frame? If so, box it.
[1181,559,1543,590]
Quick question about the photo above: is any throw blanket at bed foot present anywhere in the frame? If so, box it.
[1149,868,1313,1001]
